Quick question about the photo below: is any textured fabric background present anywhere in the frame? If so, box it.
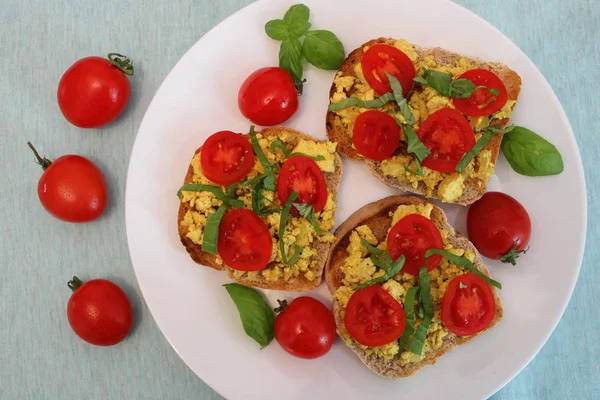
[0,0,598,399]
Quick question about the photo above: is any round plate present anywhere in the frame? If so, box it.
[125,0,587,398]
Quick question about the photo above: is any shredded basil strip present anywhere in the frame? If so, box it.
[201,204,228,254]
[269,140,326,162]
[455,129,496,173]
[251,179,280,216]
[360,239,393,264]
[397,286,419,353]
[328,92,395,111]
[385,72,415,125]
[408,267,434,355]
[177,184,244,208]
[403,124,430,162]
[292,203,322,233]
[405,158,424,176]
[279,191,302,265]
[355,254,405,290]
[249,126,276,191]
[425,248,502,289]
[415,68,499,99]
[227,175,265,197]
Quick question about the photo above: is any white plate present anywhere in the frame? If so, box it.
[125,0,587,398]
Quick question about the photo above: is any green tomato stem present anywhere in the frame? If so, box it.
[27,142,52,171]
[67,276,84,292]
[107,53,134,76]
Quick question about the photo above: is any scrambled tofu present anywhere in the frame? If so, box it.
[333,204,478,364]
[330,38,515,203]
[179,131,339,282]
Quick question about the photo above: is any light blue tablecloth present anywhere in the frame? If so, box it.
[1,0,598,399]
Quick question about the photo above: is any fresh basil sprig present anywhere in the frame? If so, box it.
[328,93,395,112]
[397,286,419,354]
[177,184,244,208]
[501,126,564,176]
[201,204,228,254]
[279,191,302,265]
[455,124,516,173]
[355,240,405,290]
[265,4,344,93]
[223,283,275,348]
[408,267,434,355]
[414,68,499,99]
[269,140,325,161]
[425,248,502,289]
[251,179,281,216]
[292,203,321,233]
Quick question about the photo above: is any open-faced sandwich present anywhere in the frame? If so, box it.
[325,195,503,378]
[178,126,342,291]
[326,38,522,205]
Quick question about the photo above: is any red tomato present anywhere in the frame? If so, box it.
[441,273,496,336]
[387,214,444,276]
[238,67,299,126]
[361,44,416,96]
[28,143,107,223]
[200,131,255,185]
[467,192,531,265]
[274,297,336,359]
[67,276,133,346]
[452,69,508,117]
[344,285,406,347]
[352,110,400,160]
[418,108,476,173]
[58,54,133,128]
[218,208,272,271]
[277,156,328,214]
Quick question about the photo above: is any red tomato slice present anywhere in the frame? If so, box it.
[200,131,255,185]
[452,69,508,117]
[441,273,496,336]
[217,208,272,271]
[277,156,328,214]
[387,214,444,276]
[344,285,406,347]
[361,44,416,96]
[417,108,476,173]
[352,110,400,160]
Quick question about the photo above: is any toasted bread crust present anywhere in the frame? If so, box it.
[177,127,343,291]
[326,38,522,205]
[325,195,503,378]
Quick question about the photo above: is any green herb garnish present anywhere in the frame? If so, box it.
[201,204,228,254]
[425,248,502,289]
[328,92,395,112]
[403,124,430,163]
[251,178,281,216]
[355,240,405,290]
[249,126,276,191]
[500,126,564,177]
[177,184,244,208]
[397,286,419,353]
[385,72,415,125]
[404,159,424,176]
[408,267,434,355]
[292,203,321,233]
[415,68,499,98]
[279,191,302,265]
[269,140,325,161]
[455,124,515,173]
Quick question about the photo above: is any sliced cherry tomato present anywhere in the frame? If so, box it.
[344,285,406,347]
[361,44,416,96]
[238,67,299,126]
[441,273,496,336]
[452,69,508,117]
[274,297,336,359]
[352,110,400,160]
[217,209,272,271]
[200,131,255,185]
[417,108,476,173]
[277,156,328,214]
[467,192,531,265]
[387,214,444,276]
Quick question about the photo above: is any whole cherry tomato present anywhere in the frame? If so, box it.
[238,67,299,126]
[57,53,133,128]
[28,142,107,223]
[274,297,336,359]
[67,276,133,346]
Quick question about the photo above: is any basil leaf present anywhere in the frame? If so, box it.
[292,153,325,161]
[223,283,275,348]
[355,253,405,290]
[501,126,564,176]
[489,124,516,134]
[422,68,452,97]
[328,92,395,111]
[263,174,276,191]
[251,178,280,216]
[248,126,277,191]
[283,4,310,39]
[265,19,290,41]
[405,159,423,176]
[177,184,244,208]
[370,255,391,272]
[385,72,414,125]
[360,239,393,264]
[292,203,321,233]
[302,30,345,70]
[448,79,477,99]
[279,38,303,83]
[227,175,264,198]
[403,124,430,162]
[280,191,302,265]
[269,140,325,161]
[455,129,496,173]
[201,204,228,254]
[425,248,502,289]
[408,267,434,355]
[413,76,428,85]
[398,286,419,353]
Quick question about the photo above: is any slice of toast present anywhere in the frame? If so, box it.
[326,38,522,205]
[325,195,503,378]
[177,126,343,291]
